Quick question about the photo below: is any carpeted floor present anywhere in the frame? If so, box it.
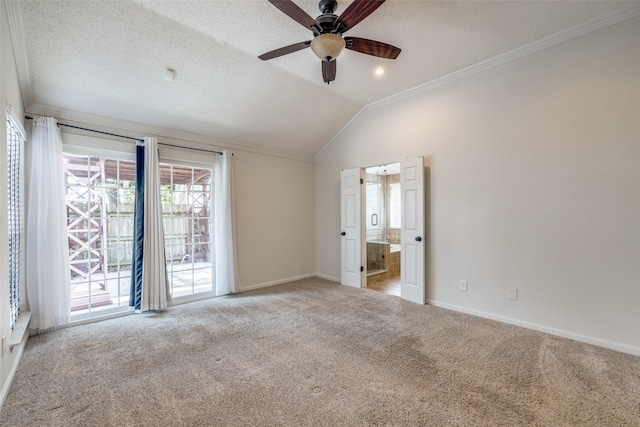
[1,277,639,426]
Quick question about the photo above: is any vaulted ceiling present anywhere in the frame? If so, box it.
[12,0,639,159]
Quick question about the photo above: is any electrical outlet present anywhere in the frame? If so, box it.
[459,280,468,292]
[508,288,518,301]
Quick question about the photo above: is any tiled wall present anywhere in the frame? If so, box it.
[386,250,400,275]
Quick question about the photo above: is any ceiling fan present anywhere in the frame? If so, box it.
[259,0,401,84]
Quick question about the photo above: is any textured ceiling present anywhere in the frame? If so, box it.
[18,0,636,158]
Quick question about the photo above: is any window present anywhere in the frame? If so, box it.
[389,183,401,229]
[7,109,26,329]
[160,162,213,298]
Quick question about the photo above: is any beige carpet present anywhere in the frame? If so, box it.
[1,278,639,426]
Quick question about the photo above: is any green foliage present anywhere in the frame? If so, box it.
[161,185,175,204]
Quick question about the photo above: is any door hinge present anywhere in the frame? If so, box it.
[361,266,364,272]
[360,178,363,184]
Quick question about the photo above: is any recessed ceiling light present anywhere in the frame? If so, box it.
[375,68,385,76]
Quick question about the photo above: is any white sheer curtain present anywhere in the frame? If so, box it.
[26,116,70,330]
[139,137,171,311]
[214,150,239,296]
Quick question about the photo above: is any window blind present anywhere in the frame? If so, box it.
[7,107,25,329]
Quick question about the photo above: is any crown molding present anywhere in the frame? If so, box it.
[5,0,34,109]
[315,3,640,160]
[26,103,315,163]
[366,3,640,113]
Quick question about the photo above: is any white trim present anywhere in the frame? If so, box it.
[0,331,28,411]
[27,104,315,164]
[69,306,134,327]
[238,273,317,292]
[315,3,640,160]
[158,144,217,166]
[427,299,640,357]
[314,107,368,159]
[5,0,34,109]
[6,104,26,140]
[368,3,640,113]
[9,311,30,349]
[62,133,136,160]
[314,273,340,283]
[62,133,217,165]
[67,293,218,326]
[170,292,216,307]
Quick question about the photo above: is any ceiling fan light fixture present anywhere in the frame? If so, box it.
[310,33,346,62]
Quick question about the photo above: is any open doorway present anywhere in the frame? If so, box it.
[341,157,425,304]
[364,162,401,296]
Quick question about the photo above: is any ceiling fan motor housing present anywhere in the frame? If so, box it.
[313,13,340,35]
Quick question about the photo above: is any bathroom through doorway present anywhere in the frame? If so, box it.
[340,157,425,304]
[364,163,401,296]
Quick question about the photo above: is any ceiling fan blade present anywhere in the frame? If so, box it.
[268,0,321,32]
[322,60,336,84]
[345,37,401,59]
[334,0,386,33]
[259,41,311,60]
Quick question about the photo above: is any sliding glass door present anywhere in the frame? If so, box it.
[160,162,213,299]
[65,153,214,316]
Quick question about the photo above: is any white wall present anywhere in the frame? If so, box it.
[234,150,315,289]
[0,0,28,406]
[315,17,640,354]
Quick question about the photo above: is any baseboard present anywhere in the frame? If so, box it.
[314,273,340,283]
[427,299,640,356]
[238,274,318,292]
[0,331,28,412]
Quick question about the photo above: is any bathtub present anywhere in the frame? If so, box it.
[390,244,401,253]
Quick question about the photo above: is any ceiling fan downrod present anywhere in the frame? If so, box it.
[318,0,337,14]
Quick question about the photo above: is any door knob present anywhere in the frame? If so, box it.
[415,236,422,242]
[341,232,346,236]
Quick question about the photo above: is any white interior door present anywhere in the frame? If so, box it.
[340,168,365,288]
[400,157,425,304]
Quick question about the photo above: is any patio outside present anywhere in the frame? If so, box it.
[64,154,213,314]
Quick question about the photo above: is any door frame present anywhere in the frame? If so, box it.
[341,158,426,304]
